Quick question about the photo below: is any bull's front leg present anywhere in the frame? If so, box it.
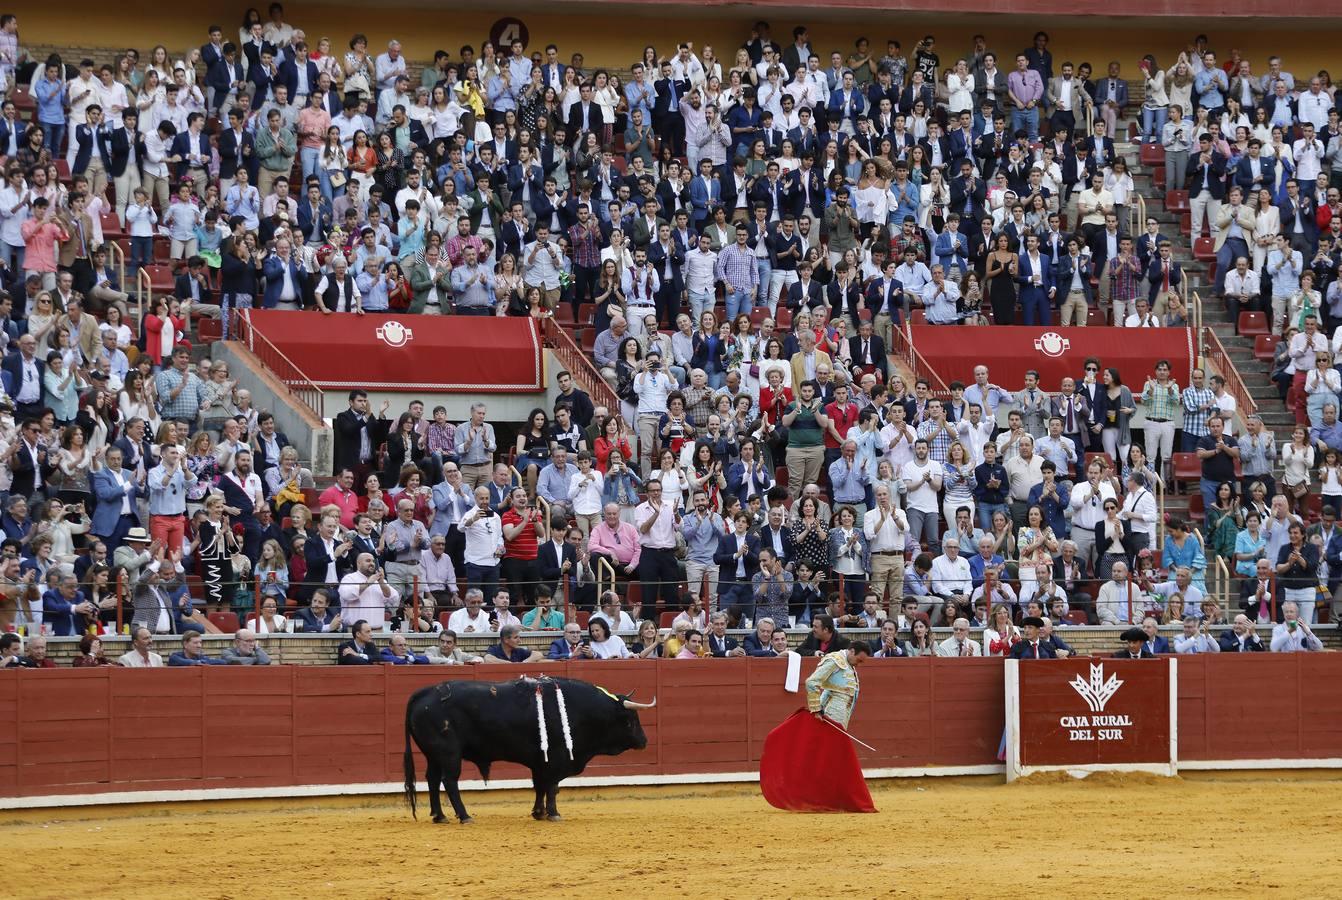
[545,781,561,822]
[531,775,546,821]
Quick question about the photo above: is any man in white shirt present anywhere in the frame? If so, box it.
[1271,600,1324,652]
[461,486,505,606]
[446,589,493,634]
[1095,560,1135,625]
[1174,616,1221,654]
[936,617,982,656]
[863,484,910,612]
[683,232,718,321]
[1123,296,1161,328]
[337,552,399,630]
[1069,459,1116,573]
[901,438,943,552]
[1120,471,1158,555]
[929,537,973,603]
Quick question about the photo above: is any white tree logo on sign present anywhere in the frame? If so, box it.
[1069,664,1123,713]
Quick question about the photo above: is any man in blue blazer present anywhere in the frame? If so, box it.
[42,575,96,637]
[714,514,760,611]
[90,445,142,550]
[71,106,113,194]
[726,441,774,507]
[2,338,46,423]
[1016,233,1056,326]
[205,43,247,112]
[1146,241,1184,305]
[687,158,720,230]
[1140,616,1173,655]
[1052,237,1094,326]
[277,42,320,103]
[218,107,257,184]
[787,157,824,219]
[261,241,306,308]
[0,101,26,158]
[1235,139,1277,196]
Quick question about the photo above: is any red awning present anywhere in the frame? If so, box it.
[909,326,1196,389]
[241,311,544,393]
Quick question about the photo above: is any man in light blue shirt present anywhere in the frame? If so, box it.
[1193,52,1228,117]
[146,444,197,550]
[922,264,965,324]
[1267,234,1302,330]
[963,365,1015,418]
[680,490,724,604]
[536,447,576,518]
[450,245,496,313]
[828,440,871,515]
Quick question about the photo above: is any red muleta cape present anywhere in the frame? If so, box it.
[759,709,877,813]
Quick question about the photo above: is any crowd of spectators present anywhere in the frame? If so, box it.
[0,12,1333,663]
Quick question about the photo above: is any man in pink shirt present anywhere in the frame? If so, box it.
[587,502,641,576]
[297,89,332,197]
[20,197,69,291]
[319,467,361,529]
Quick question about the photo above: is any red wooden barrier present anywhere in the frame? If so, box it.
[0,659,1004,799]
[2,655,1341,800]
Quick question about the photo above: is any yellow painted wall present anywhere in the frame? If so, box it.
[19,4,1342,77]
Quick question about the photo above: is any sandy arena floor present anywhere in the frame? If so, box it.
[6,775,1342,898]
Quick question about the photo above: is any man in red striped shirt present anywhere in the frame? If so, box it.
[501,487,546,610]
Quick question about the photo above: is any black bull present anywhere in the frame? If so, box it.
[403,677,655,823]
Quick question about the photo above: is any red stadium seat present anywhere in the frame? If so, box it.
[54,159,71,183]
[1140,143,1166,167]
[141,263,175,294]
[1165,190,1189,213]
[1086,307,1107,327]
[659,611,676,628]
[1253,333,1276,363]
[775,307,792,329]
[197,318,223,343]
[100,209,125,239]
[1192,236,1215,261]
[1172,453,1201,492]
[1064,610,1089,625]
[576,610,590,628]
[1238,311,1269,337]
[439,611,453,629]
[750,307,768,327]
[911,308,927,325]
[1085,451,1114,472]
[1179,211,1191,236]
[1187,492,1205,522]
[208,612,239,632]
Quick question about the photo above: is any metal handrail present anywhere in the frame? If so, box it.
[1191,290,1204,362]
[1156,474,1166,548]
[539,317,620,415]
[596,556,615,599]
[136,267,151,325]
[1215,555,1232,622]
[889,318,951,397]
[1200,325,1259,425]
[107,241,125,308]
[1131,192,1145,240]
[232,310,326,421]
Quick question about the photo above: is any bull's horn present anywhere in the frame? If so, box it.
[622,696,657,710]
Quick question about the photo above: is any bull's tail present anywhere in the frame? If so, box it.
[403,699,418,820]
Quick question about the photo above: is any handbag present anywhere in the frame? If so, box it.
[345,71,370,96]
[328,170,347,188]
